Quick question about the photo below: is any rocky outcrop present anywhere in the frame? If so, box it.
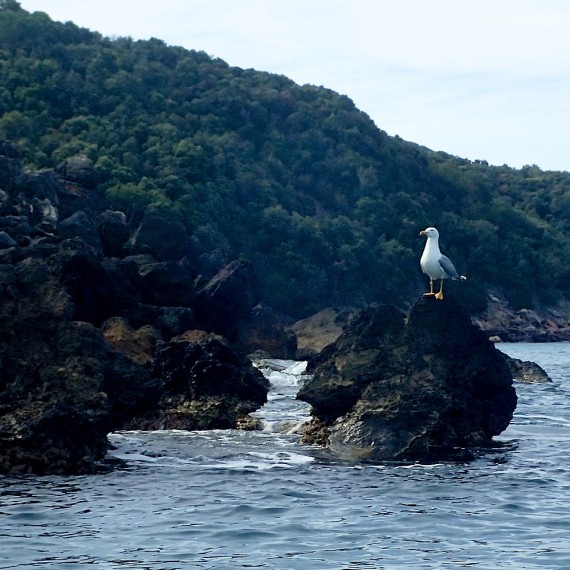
[127,335,270,431]
[297,298,517,463]
[473,293,570,342]
[504,356,552,383]
[0,141,272,474]
[0,257,160,474]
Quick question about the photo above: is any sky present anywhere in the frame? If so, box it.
[18,0,570,172]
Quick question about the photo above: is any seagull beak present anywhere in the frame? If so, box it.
[419,230,426,235]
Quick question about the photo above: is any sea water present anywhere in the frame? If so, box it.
[1,343,570,569]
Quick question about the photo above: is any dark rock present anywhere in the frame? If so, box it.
[13,170,61,204]
[197,248,232,280]
[99,256,143,311]
[133,256,195,307]
[57,244,115,325]
[0,189,12,215]
[52,157,106,219]
[0,246,23,264]
[473,293,570,342]
[96,210,129,256]
[0,230,17,249]
[55,244,139,325]
[129,304,196,339]
[0,257,157,474]
[30,197,58,232]
[0,142,22,194]
[101,347,161,431]
[504,356,552,383]
[0,192,58,238]
[127,335,270,430]
[0,143,275,474]
[234,305,297,359]
[58,210,102,249]
[297,297,517,462]
[127,211,193,260]
[194,259,261,336]
[56,154,99,189]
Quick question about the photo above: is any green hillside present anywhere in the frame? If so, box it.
[2,2,570,317]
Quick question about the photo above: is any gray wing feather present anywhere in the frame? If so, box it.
[438,255,459,279]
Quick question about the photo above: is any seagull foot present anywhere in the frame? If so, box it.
[423,292,435,297]
[435,292,444,300]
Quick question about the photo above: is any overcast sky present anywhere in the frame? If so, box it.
[19,0,570,172]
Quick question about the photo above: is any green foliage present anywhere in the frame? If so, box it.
[2,6,570,317]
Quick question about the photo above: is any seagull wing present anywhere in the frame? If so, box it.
[438,255,459,279]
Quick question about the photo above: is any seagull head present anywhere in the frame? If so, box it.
[419,227,439,239]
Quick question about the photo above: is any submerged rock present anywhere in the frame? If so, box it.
[297,297,517,462]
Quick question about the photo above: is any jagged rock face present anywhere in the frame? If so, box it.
[56,244,129,325]
[58,210,102,248]
[127,335,270,431]
[127,211,194,260]
[233,304,297,359]
[194,259,261,336]
[297,298,517,462]
[0,258,158,474]
[0,141,275,474]
[128,255,196,307]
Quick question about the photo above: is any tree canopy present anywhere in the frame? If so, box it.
[2,3,570,317]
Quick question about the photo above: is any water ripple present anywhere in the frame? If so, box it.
[2,347,570,568]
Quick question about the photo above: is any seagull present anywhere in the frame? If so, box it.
[419,227,465,300]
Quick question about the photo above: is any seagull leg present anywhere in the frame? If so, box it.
[435,280,444,300]
[423,279,435,296]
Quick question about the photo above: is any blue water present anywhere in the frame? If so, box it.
[2,344,570,569]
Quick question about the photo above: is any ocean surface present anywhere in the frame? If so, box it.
[2,343,570,569]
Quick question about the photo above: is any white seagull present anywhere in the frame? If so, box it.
[419,227,465,300]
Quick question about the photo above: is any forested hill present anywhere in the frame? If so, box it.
[2,2,570,318]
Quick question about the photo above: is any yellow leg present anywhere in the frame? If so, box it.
[423,279,435,296]
[435,280,444,300]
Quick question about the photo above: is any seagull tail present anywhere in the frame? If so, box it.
[459,275,467,281]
